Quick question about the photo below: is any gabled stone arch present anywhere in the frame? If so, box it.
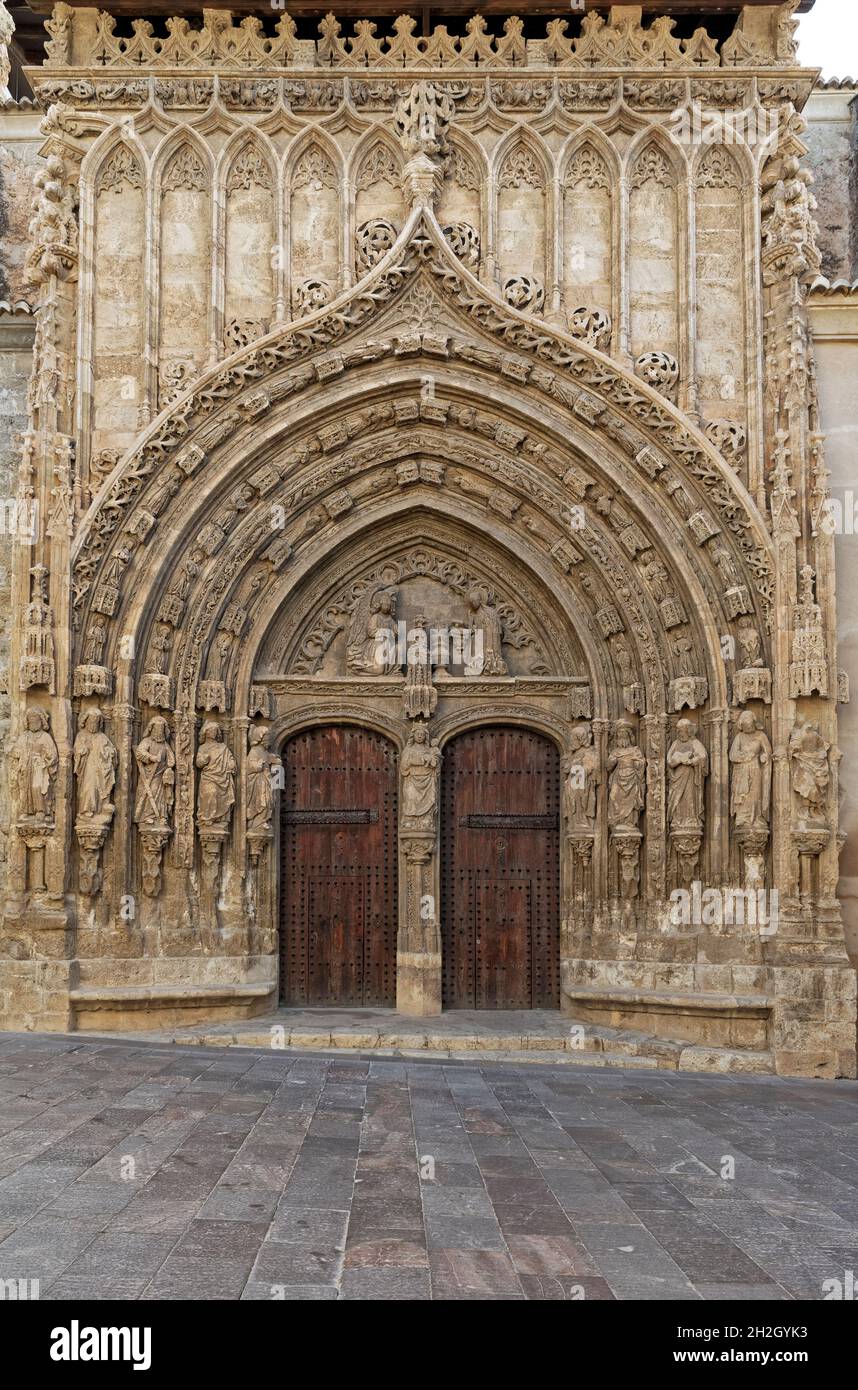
[72,207,774,665]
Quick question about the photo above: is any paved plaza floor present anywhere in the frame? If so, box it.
[0,1034,856,1300]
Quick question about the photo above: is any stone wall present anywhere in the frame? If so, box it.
[804,85,858,283]
[0,104,40,942]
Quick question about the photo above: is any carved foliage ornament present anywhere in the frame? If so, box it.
[51,10,801,73]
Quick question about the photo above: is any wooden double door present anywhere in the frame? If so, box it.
[279,724,560,1011]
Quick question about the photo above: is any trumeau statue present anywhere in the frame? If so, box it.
[667,719,708,834]
[73,707,118,820]
[729,711,772,832]
[245,725,283,835]
[10,709,58,822]
[607,721,646,831]
[401,724,442,828]
[134,716,175,828]
[195,722,236,829]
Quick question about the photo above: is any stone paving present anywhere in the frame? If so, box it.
[0,1033,856,1301]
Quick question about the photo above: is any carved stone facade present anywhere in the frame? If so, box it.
[0,3,855,1078]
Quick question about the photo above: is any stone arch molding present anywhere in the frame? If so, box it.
[62,201,782,933]
[73,202,774,639]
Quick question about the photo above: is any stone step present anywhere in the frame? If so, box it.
[92,1014,773,1074]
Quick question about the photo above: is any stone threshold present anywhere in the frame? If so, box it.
[78,1006,775,1074]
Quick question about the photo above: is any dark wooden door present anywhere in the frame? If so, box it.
[441,726,560,1010]
[279,726,397,1007]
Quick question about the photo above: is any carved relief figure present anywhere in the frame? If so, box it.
[246,726,283,835]
[607,721,646,831]
[667,719,708,833]
[347,587,399,675]
[196,722,237,829]
[401,724,442,827]
[466,587,506,676]
[788,721,830,825]
[564,723,600,832]
[729,711,771,831]
[10,709,58,821]
[73,708,118,819]
[134,717,175,827]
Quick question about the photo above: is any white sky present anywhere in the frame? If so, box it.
[798,0,858,79]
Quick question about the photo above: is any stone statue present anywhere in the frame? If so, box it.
[672,632,697,678]
[564,723,600,832]
[74,707,118,819]
[10,708,58,821]
[667,718,708,834]
[83,616,107,666]
[210,630,233,682]
[134,716,175,827]
[246,725,283,835]
[466,588,506,676]
[610,635,636,685]
[347,587,399,675]
[788,721,830,825]
[401,724,442,826]
[736,615,764,668]
[195,721,236,829]
[607,721,646,831]
[147,624,173,676]
[729,711,771,831]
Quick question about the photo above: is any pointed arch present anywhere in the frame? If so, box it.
[218,133,276,350]
[693,144,750,464]
[286,130,343,313]
[626,131,684,370]
[559,130,621,341]
[83,131,149,503]
[154,131,215,406]
[493,128,553,302]
[437,130,486,268]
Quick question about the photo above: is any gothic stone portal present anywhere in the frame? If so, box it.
[4,4,857,1077]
